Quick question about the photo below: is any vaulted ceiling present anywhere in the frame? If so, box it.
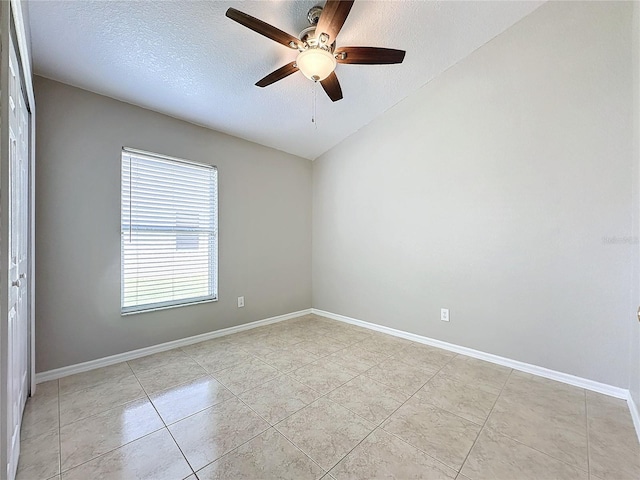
[28,0,543,159]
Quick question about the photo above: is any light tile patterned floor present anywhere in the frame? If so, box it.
[17,314,640,479]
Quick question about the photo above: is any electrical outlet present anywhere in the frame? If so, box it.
[237,296,244,308]
[441,308,449,322]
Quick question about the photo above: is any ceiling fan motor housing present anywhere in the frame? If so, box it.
[298,26,335,54]
[307,6,323,26]
[299,6,335,52]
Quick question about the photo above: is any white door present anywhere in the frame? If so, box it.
[6,35,30,480]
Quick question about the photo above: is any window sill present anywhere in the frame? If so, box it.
[121,297,218,316]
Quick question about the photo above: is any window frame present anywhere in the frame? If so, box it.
[120,147,218,315]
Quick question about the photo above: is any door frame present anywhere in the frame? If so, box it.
[1,0,36,477]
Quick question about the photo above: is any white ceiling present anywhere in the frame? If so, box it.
[28,0,543,160]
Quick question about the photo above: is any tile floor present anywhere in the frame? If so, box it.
[17,314,640,479]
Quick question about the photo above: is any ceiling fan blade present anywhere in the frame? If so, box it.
[320,72,343,102]
[226,8,300,49]
[255,62,299,87]
[315,0,355,44]
[335,47,406,65]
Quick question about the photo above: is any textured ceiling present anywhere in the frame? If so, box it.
[28,0,543,160]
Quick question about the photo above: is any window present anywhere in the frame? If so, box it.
[121,148,217,314]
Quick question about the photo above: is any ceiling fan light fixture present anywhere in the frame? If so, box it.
[296,48,336,82]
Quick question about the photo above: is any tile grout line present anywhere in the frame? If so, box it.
[186,339,309,396]
[270,420,334,475]
[460,371,592,476]
[256,326,459,472]
[456,367,514,475]
[127,360,197,477]
[163,425,199,476]
[317,352,460,475]
[57,379,61,478]
[367,354,466,472]
[284,327,423,389]
[58,428,168,476]
[58,364,169,477]
[139,334,322,431]
[56,394,149,432]
[56,365,148,429]
[184,388,276,477]
[143,334,318,477]
[239,330,405,473]
[327,352,457,432]
[585,389,591,478]
[56,361,140,397]
[231,396,327,478]
[67,358,203,475]
[482,416,592,475]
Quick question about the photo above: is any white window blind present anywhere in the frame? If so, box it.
[121,148,218,314]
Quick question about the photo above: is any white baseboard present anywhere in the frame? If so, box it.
[312,308,629,400]
[628,392,640,443]
[36,309,312,383]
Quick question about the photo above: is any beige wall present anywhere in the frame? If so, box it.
[34,76,312,372]
[313,1,635,388]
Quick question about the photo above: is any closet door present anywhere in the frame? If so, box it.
[6,33,29,480]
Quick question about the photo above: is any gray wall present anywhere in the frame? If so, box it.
[35,76,312,372]
[312,1,635,388]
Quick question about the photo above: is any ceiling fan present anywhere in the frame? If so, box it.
[225,0,406,102]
